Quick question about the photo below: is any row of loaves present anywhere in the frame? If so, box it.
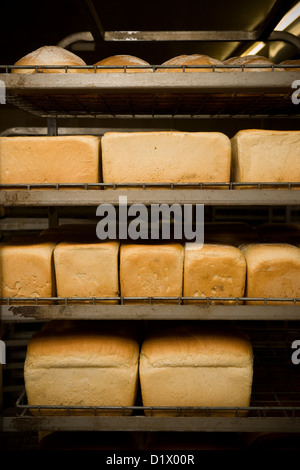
[11,45,300,72]
[24,319,254,416]
[1,129,300,186]
[1,222,300,304]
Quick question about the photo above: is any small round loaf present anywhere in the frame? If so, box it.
[158,54,224,72]
[12,45,88,74]
[93,54,152,73]
[223,55,280,72]
[279,59,300,71]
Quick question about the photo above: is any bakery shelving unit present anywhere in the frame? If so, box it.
[1,64,300,443]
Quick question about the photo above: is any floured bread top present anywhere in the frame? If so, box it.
[140,324,253,368]
[25,320,140,368]
[159,54,224,71]
[12,45,87,73]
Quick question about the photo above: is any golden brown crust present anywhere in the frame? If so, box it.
[93,55,152,73]
[12,46,88,74]
[158,54,224,72]
[279,59,300,71]
[140,324,253,367]
[26,320,140,366]
[223,55,280,72]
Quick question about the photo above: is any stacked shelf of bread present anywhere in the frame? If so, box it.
[1,43,300,447]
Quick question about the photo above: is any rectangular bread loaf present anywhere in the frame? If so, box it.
[101,131,231,187]
[0,237,57,303]
[139,323,253,416]
[183,243,246,304]
[120,243,184,303]
[231,129,300,187]
[24,320,140,416]
[54,241,119,303]
[0,136,100,185]
[239,242,300,304]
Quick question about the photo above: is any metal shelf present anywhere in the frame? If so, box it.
[1,68,300,118]
[1,298,300,322]
[1,185,300,207]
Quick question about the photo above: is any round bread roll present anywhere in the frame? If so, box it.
[12,46,88,74]
[157,54,225,72]
[223,55,280,72]
[279,59,300,71]
[93,54,152,73]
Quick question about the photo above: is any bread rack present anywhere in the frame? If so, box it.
[3,320,300,433]
[1,59,300,447]
[1,297,300,322]
[1,66,300,119]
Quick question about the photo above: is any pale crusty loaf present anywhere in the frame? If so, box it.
[231,129,300,186]
[12,46,88,73]
[24,320,140,416]
[158,54,224,72]
[183,243,246,304]
[54,241,119,303]
[279,59,300,71]
[93,55,152,73]
[139,323,253,416]
[101,131,231,186]
[223,55,279,72]
[239,243,300,304]
[120,244,184,303]
[0,237,56,303]
[0,136,100,185]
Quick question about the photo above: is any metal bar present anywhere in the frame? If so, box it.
[47,118,57,136]
[255,0,297,39]
[269,30,300,53]
[1,189,300,207]
[1,71,299,94]
[1,304,300,322]
[103,30,258,42]
[84,0,105,41]
[3,416,300,433]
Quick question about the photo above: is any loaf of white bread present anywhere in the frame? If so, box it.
[101,131,231,186]
[24,320,140,415]
[0,237,56,303]
[239,242,300,304]
[139,322,253,416]
[93,55,152,73]
[231,130,300,187]
[158,54,224,72]
[223,55,279,72]
[183,243,246,304]
[0,136,100,185]
[54,240,120,303]
[12,46,88,73]
[120,243,184,303]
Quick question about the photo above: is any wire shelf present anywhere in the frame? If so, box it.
[1,184,300,207]
[2,297,300,321]
[1,66,299,118]
[14,389,300,419]
[1,182,300,190]
[2,296,300,305]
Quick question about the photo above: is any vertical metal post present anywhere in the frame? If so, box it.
[47,118,59,227]
[47,118,58,136]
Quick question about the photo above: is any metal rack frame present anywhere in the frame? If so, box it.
[79,0,300,55]
[1,41,300,442]
[1,67,300,119]
[1,185,300,207]
[1,297,300,322]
